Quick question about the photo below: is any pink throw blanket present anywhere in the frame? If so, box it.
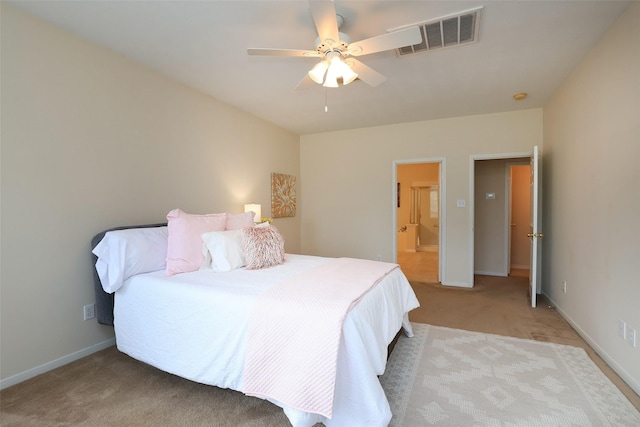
[242,257,398,419]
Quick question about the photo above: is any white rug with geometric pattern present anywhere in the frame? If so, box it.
[380,323,640,426]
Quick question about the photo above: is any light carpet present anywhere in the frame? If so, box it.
[380,323,640,426]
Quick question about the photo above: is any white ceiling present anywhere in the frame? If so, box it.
[10,0,632,135]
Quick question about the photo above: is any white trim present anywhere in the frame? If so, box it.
[469,157,475,286]
[441,280,473,289]
[546,293,640,396]
[471,152,532,161]
[510,264,530,270]
[0,338,116,390]
[474,270,508,277]
[439,160,446,284]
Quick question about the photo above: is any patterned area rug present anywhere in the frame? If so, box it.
[380,323,640,426]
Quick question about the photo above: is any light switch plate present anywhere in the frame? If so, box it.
[628,327,637,347]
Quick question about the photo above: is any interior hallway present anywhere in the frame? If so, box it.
[406,273,640,411]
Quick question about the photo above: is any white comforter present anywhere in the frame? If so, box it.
[114,254,419,427]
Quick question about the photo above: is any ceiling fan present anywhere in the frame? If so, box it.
[247,0,421,89]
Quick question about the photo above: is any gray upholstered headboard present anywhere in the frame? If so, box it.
[91,223,166,326]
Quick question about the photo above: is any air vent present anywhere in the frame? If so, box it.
[392,7,482,56]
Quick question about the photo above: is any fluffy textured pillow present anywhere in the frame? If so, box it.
[242,225,285,270]
[166,209,227,275]
[226,211,256,230]
[201,229,246,272]
[92,226,168,293]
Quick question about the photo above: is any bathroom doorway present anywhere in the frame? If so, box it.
[411,185,440,250]
[396,161,441,283]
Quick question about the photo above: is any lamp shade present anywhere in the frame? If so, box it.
[323,56,341,88]
[244,204,262,223]
[341,64,358,85]
[308,61,329,84]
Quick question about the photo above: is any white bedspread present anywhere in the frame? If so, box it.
[114,254,419,427]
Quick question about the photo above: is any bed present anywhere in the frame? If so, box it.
[91,211,419,427]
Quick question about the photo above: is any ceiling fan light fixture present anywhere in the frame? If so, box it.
[323,75,340,88]
[322,55,341,87]
[248,2,424,89]
[341,65,358,85]
[308,60,329,84]
[316,54,358,87]
[323,64,340,88]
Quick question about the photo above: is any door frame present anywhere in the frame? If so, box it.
[393,158,446,283]
[469,151,530,286]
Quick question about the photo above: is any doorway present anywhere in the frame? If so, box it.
[411,186,440,251]
[470,148,541,306]
[396,161,441,283]
[473,157,530,277]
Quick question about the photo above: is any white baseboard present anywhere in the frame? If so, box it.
[474,270,508,277]
[545,293,640,397]
[0,338,116,390]
[510,264,530,270]
[442,280,473,288]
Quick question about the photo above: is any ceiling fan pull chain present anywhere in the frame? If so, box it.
[325,89,328,113]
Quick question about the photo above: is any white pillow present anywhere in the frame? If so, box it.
[92,227,168,293]
[201,229,246,272]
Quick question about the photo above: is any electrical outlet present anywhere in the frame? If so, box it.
[376,254,381,261]
[618,319,626,339]
[627,327,637,348]
[83,304,95,321]
[562,281,567,293]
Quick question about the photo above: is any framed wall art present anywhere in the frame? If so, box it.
[271,173,296,218]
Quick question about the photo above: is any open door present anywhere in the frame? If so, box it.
[528,146,542,307]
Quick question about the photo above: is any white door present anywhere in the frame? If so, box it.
[528,146,542,308]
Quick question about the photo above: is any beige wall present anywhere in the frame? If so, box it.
[0,5,299,384]
[543,2,639,393]
[474,159,510,276]
[300,109,542,287]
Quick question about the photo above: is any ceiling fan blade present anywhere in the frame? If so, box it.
[309,0,340,43]
[348,26,421,56]
[349,59,386,87]
[248,48,320,57]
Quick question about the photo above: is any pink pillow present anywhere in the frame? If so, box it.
[242,225,285,270]
[226,211,255,230]
[165,209,227,275]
